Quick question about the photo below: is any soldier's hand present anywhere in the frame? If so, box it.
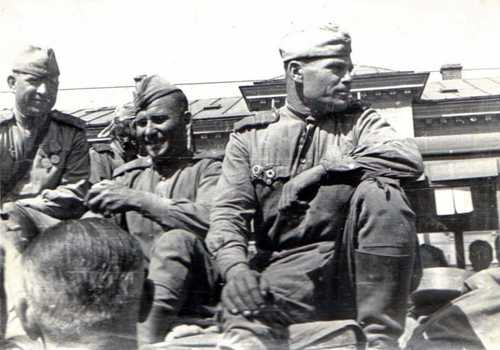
[85,180,140,214]
[278,165,326,214]
[222,266,271,318]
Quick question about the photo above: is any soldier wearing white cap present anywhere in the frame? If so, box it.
[206,23,424,349]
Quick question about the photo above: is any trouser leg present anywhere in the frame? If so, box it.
[138,229,217,345]
[218,243,339,350]
[343,178,419,349]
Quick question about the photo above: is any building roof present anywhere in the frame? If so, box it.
[421,76,500,100]
[65,96,250,129]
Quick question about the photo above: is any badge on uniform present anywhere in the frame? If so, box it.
[40,157,51,168]
[251,164,276,185]
[50,154,60,165]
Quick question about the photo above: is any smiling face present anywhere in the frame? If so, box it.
[8,73,58,118]
[296,56,353,115]
[134,94,189,160]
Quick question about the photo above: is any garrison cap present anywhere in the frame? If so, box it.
[279,23,351,62]
[12,45,60,78]
[133,75,184,112]
[115,102,136,122]
[97,102,136,138]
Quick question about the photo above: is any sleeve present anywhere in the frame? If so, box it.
[18,129,90,220]
[205,132,257,279]
[321,110,424,181]
[136,160,222,237]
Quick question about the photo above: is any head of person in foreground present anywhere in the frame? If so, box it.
[16,218,153,350]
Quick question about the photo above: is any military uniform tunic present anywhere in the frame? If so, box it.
[112,154,222,320]
[207,105,423,277]
[112,155,221,257]
[0,109,90,220]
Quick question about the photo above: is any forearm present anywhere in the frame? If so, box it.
[132,191,211,236]
[321,140,423,181]
[18,180,89,220]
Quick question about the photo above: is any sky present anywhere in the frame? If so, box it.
[1,0,500,108]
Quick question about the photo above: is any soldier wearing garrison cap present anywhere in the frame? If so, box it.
[1,46,90,225]
[0,45,90,338]
[89,102,140,184]
[85,75,222,345]
[206,23,423,349]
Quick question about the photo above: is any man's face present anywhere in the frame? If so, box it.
[134,95,187,159]
[299,56,353,115]
[9,73,58,118]
[470,246,493,271]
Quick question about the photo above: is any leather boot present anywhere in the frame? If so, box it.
[354,250,413,350]
[137,305,176,345]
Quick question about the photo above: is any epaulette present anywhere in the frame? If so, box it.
[90,142,113,153]
[112,156,152,178]
[192,149,225,161]
[233,110,279,132]
[50,110,86,129]
[0,109,14,126]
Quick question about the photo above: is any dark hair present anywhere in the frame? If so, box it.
[419,244,448,268]
[22,218,144,341]
[469,240,493,255]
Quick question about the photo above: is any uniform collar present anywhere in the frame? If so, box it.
[284,103,319,124]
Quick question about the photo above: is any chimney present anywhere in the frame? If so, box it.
[440,64,463,80]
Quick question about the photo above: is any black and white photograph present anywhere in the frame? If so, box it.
[0,0,500,349]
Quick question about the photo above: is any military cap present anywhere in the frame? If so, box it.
[133,75,184,112]
[97,102,136,138]
[279,23,351,62]
[114,102,136,122]
[12,45,60,78]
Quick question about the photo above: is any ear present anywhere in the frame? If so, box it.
[183,111,192,125]
[287,61,304,84]
[138,278,154,323]
[16,297,42,340]
[7,75,17,90]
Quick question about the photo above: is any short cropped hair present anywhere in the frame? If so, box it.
[21,218,144,341]
[469,240,493,255]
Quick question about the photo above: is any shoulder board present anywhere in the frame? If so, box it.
[90,142,113,153]
[50,110,86,129]
[233,110,279,132]
[192,149,225,161]
[0,109,14,126]
[112,156,152,178]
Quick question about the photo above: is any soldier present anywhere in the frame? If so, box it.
[89,102,138,184]
[0,46,90,338]
[1,45,90,230]
[85,75,222,345]
[206,24,424,350]
[2,218,152,350]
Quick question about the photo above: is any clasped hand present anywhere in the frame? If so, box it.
[85,180,140,214]
[277,165,326,214]
[222,268,271,318]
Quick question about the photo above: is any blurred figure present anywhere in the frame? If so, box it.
[468,240,493,272]
[406,267,500,350]
[2,218,152,350]
[419,244,448,268]
[89,102,139,184]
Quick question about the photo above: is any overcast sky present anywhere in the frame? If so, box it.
[1,0,500,107]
